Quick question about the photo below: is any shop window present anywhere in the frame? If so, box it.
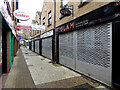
[48,11,52,26]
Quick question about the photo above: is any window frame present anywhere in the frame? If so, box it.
[48,11,52,26]
[43,17,45,25]
[78,0,89,8]
[81,0,88,3]
[61,0,68,8]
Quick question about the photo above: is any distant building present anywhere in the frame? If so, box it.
[35,11,41,25]
[32,20,36,24]
[27,11,42,38]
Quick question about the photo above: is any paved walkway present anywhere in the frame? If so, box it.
[3,46,109,89]
[4,48,35,88]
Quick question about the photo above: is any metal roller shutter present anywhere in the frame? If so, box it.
[35,40,39,54]
[59,22,112,85]
[59,32,76,69]
[76,22,112,85]
[32,41,34,51]
[42,37,52,59]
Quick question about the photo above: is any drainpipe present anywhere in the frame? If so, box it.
[53,0,56,64]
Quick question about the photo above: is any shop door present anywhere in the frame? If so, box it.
[29,42,31,50]
[2,30,7,73]
[112,21,120,88]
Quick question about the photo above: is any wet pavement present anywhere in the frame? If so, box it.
[3,46,109,89]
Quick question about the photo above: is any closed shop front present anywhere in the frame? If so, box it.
[59,32,76,70]
[56,2,120,86]
[59,22,112,85]
[31,41,34,51]
[41,30,53,59]
[34,36,40,54]
[42,37,52,59]
[35,40,39,53]
[76,22,112,85]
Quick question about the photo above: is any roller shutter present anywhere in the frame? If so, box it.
[59,22,112,85]
[35,40,39,54]
[42,37,52,59]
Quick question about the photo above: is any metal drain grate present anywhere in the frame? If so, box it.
[72,83,94,89]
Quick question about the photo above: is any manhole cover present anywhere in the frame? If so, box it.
[25,53,28,54]
[72,83,94,89]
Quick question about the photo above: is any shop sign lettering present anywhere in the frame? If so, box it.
[75,20,88,28]
[58,22,74,32]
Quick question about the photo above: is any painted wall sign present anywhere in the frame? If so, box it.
[60,8,71,16]
[13,9,30,21]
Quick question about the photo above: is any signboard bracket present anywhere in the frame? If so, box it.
[67,5,74,17]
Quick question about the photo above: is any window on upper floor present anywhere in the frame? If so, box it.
[61,0,68,8]
[48,11,52,26]
[78,0,89,8]
[81,0,88,3]
[43,17,45,25]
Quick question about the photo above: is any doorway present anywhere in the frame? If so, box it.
[112,21,120,88]
[2,30,7,73]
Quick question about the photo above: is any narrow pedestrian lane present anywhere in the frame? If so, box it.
[4,48,35,88]
[3,46,108,89]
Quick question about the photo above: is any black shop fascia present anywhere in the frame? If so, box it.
[56,2,120,34]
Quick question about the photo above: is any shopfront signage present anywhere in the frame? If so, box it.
[41,30,53,38]
[0,2,16,37]
[17,23,45,30]
[13,9,30,21]
[75,20,88,28]
[56,2,120,34]
[60,8,71,16]
[34,37,39,40]
[56,22,75,33]
[17,26,32,30]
